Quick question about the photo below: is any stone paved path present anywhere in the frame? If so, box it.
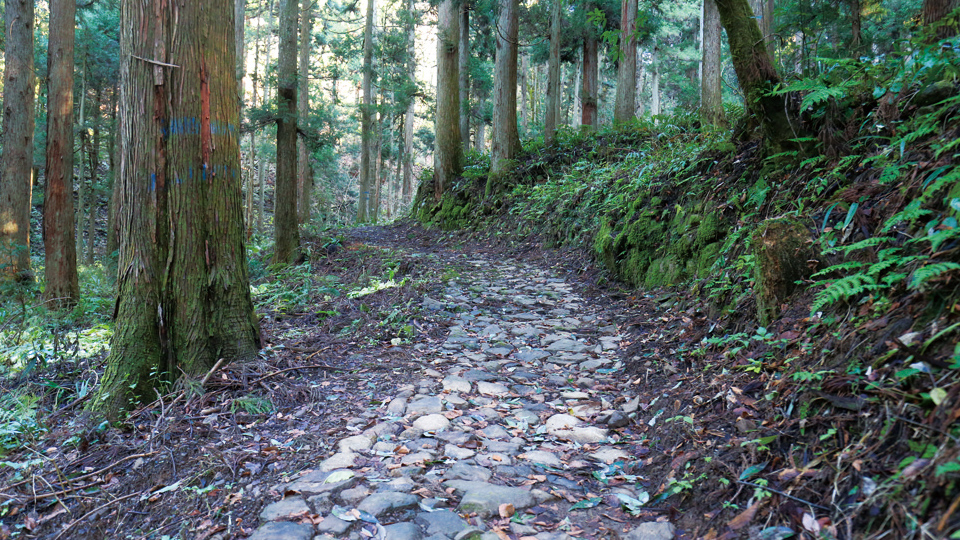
[249,253,676,540]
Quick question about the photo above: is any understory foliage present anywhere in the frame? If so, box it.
[415,30,960,539]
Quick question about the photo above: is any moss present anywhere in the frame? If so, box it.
[644,255,686,288]
[695,212,723,248]
[751,218,814,325]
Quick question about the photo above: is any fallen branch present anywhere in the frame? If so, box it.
[0,451,159,499]
[250,363,343,385]
[52,491,143,540]
[736,480,830,510]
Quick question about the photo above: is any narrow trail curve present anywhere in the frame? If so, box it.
[250,229,676,540]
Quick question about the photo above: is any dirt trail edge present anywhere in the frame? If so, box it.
[249,228,677,540]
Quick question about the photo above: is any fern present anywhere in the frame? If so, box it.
[811,274,879,314]
[909,262,960,290]
[811,260,868,279]
[881,200,933,233]
[825,236,893,256]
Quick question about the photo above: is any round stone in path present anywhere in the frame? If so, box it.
[442,376,472,393]
[414,509,470,537]
[412,414,451,432]
[259,497,310,521]
[384,521,423,540]
[248,521,314,540]
[357,491,420,517]
[476,381,510,395]
[454,482,537,518]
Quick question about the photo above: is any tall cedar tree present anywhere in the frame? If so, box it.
[358,0,377,221]
[715,0,796,151]
[487,0,520,190]
[98,0,259,416]
[0,0,35,281]
[274,0,301,261]
[459,3,471,151]
[435,0,463,198]
[544,0,562,143]
[701,0,726,127]
[44,0,80,306]
[581,5,600,129]
[402,0,417,206]
[613,0,638,124]
[298,0,315,224]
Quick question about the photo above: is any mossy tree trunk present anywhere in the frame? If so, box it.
[436,0,464,199]
[751,218,814,326]
[98,0,260,418]
[715,0,797,151]
[701,0,726,127]
[544,0,562,143]
[459,3,471,152]
[43,0,79,307]
[581,22,599,130]
[297,0,315,225]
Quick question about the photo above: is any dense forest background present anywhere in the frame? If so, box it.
[1,0,960,538]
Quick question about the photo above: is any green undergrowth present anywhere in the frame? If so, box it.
[414,31,960,538]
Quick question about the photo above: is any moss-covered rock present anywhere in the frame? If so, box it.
[751,218,814,325]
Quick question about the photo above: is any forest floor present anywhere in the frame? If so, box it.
[0,221,927,540]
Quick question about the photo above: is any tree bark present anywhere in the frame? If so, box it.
[106,85,120,260]
[358,0,377,221]
[43,0,79,307]
[651,45,661,116]
[459,3,471,152]
[519,53,529,136]
[86,88,103,265]
[613,0,638,124]
[98,0,259,416]
[487,0,520,188]
[0,0,36,282]
[435,0,463,199]
[402,0,417,207]
[701,0,726,127]
[923,0,960,40]
[848,0,862,52]
[581,27,599,129]
[274,0,300,262]
[298,0,315,224]
[544,0,562,143]
[715,0,794,150]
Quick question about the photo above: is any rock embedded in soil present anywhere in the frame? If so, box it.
[248,521,315,540]
[259,497,310,521]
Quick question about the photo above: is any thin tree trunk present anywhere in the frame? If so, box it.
[0,0,36,281]
[358,0,377,221]
[701,0,726,127]
[274,0,300,263]
[76,76,88,259]
[544,0,562,143]
[487,0,520,187]
[435,0,463,199]
[581,28,599,129]
[236,0,246,97]
[614,0,638,124]
[44,0,79,306]
[257,158,266,234]
[106,84,120,260]
[573,52,582,128]
[459,3,471,152]
[86,88,104,265]
[297,0,314,224]
[519,53,529,136]
[402,0,416,206]
[651,45,661,116]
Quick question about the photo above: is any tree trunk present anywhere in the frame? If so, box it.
[44,0,79,307]
[651,46,661,116]
[358,0,377,221]
[402,0,417,207]
[236,0,246,97]
[715,0,794,151]
[613,0,638,124]
[581,28,599,129]
[298,0,314,224]
[572,52,582,128]
[848,0,862,52]
[274,0,300,262]
[487,0,520,188]
[435,0,463,199]
[701,0,726,127]
[544,0,562,143]
[0,0,36,282]
[519,53,529,136]
[86,88,104,265]
[923,0,960,40]
[106,85,120,260]
[748,0,774,57]
[459,3,471,152]
[98,0,259,417]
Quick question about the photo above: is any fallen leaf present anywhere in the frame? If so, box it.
[802,513,821,533]
[499,503,515,519]
[727,502,760,530]
[569,497,602,511]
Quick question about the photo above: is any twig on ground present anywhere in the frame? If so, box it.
[250,363,343,384]
[52,491,143,540]
[0,451,159,500]
[736,480,830,510]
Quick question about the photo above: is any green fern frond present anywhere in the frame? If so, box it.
[826,236,893,256]
[909,262,960,289]
[811,260,868,279]
[811,274,879,314]
[881,200,933,233]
